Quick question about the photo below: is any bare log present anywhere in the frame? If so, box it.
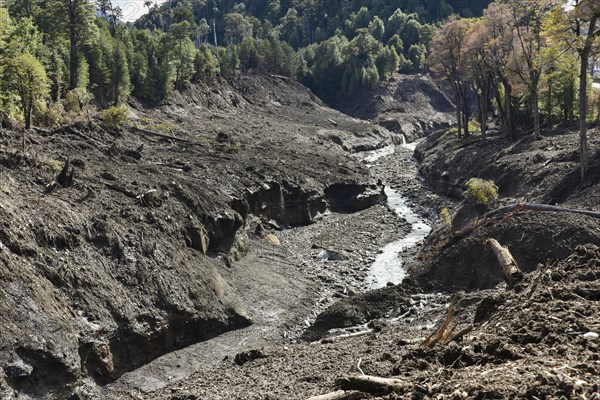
[443,202,600,251]
[484,203,600,220]
[130,126,190,143]
[337,375,407,394]
[487,238,523,287]
[306,390,366,400]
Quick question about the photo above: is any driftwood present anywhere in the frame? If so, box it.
[306,390,366,400]
[420,305,455,348]
[487,239,523,287]
[130,126,190,143]
[337,375,407,394]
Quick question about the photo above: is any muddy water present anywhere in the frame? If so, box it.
[361,141,432,289]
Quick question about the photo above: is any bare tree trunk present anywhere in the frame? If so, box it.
[481,80,489,142]
[579,15,598,179]
[455,87,462,138]
[533,83,540,139]
[503,78,516,140]
[462,82,470,136]
[69,0,78,90]
[546,77,553,127]
[493,81,507,133]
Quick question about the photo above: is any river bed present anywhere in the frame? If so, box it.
[361,141,433,289]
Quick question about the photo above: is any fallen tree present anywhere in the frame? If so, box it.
[487,238,523,287]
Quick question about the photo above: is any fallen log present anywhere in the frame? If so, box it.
[306,390,366,400]
[443,202,600,251]
[337,374,407,394]
[484,203,600,220]
[130,126,190,143]
[487,238,523,287]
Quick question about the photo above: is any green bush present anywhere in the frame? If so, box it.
[440,207,451,225]
[465,178,498,206]
[102,106,128,130]
[34,104,63,128]
[450,120,481,135]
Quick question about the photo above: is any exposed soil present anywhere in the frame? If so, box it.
[2,73,600,400]
[0,73,405,399]
[337,74,456,142]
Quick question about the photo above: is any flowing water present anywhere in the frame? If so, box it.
[367,187,431,288]
[363,139,432,289]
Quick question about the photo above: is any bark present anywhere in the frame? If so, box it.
[579,15,598,179]
[533,82,540,139]
[493,80,507,133]
[454,87,462,138]
[546,77,553,127]
[481,80,489,142]
[503,78,516,140]
[337,375,407,394]
[69,0,78,90]
[487,238,523,287]
[462,82,470,136]
[306,391,366,400]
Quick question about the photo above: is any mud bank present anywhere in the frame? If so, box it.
[0,74,397,399]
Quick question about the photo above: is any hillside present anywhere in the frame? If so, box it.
[0,74,403,398]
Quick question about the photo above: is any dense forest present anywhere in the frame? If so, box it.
[0,0,598,178]
[0,0,492,129]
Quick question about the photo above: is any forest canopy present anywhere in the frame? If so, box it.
[0,0,493,130]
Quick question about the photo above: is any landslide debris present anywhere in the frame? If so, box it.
[137,244,600,400]
[414,128,600,290]
[337,74,455,142]
[0,74,392,398]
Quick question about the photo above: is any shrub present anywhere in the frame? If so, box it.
[102,106,128,130]
[440,207,451,225]
[465,178,498,206]
[34,103,63,128]
[450,120,481,135]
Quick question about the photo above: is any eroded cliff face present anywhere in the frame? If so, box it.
[336,73,456,142]
[0,74,389,398]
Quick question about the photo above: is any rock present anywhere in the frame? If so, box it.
[185,225,210,255]
[316,249,347,261]
[234,349,267,366]
[4,359,33,378]
[265,233,280,245]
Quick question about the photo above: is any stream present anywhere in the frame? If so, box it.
[104,139,433,397]
[360,141,433,289]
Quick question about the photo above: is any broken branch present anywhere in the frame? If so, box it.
[306,390,366,400]
[336,374,407,394]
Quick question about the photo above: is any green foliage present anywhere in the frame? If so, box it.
[102,106,128,130]
[0,0,496,125]
[440,207,452,226]
[3,52,50,129]
[450,120,481,134]
[465,178,498,206]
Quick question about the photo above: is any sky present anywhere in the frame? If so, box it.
[115,0,167,22]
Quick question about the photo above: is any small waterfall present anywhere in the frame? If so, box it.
[401,134,407,146]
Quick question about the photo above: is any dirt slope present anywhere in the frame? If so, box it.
[0,74,394,399]
[337,74,455,142]
[413,128,600,290]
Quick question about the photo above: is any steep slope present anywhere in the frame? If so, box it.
[0,74,392,399]
[337,74,456,142]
